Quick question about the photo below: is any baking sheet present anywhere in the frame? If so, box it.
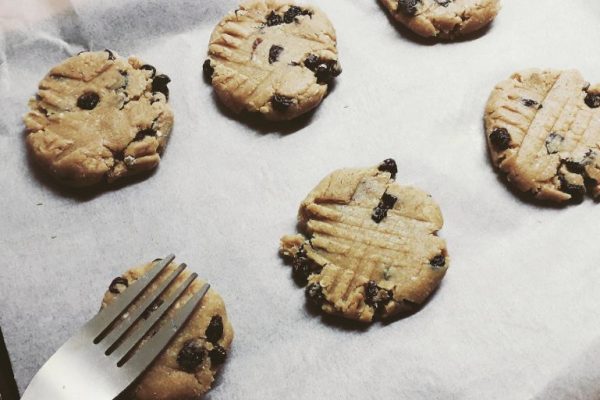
[2,0,600,398]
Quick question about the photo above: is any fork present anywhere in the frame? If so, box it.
[21,254,209,400]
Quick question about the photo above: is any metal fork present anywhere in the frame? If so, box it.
[21,254,209,400]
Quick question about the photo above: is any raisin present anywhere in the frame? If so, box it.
[134,128,157,141]
[304,54,319,71]
[565,160,585,174]
[151,74,171,100]
[77,50,89,56]
[430,254,446,268]
[269,45,284,64]
[272,94,294,112]
[489,128,511,151]
[371,193,397,223]
[584,92,600,108]
[283,6,310,23]
[315,63,334,84]
[140,64,156,78]
[177,340,205,372]
[522,98,542,109]
[545,133,564,154]
[108,277,128,294]
[292,245,319,284]
[434,0,451,5]
[397,0,421,15]
[77,92,100,110]
[266,11,283,26]
[378,158,398,179]
[142,298,164,319]
[559,176,585,203]
[305,283,325,307]
[205,315,224,343]
[105,49,116,60]
[364,281,393,314]
[203,59,215,82]
[209,345,227,366]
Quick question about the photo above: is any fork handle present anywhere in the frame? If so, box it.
[0,326,20,400]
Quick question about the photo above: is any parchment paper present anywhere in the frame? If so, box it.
[2,0,600,399]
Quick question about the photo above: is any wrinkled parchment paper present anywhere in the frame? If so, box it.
[2,0,600,398]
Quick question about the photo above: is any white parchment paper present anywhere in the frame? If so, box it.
[2,0,600,398]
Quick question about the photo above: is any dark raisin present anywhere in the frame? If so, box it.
[283,6,310,23]
[430,254,446,268]
[292,245,319,284]
[397,0,421,15]
[522,98,541,109]
[134,128,157,141]
[108,277,128,294]
[152,74,171,100]
[305,283,325,307]
[177,340,205,372]
[559,176,585,203]
[315,63,334,84]
[565,160,585,174]
[378,158,398,179]
[545,132,563,154]
[371,193,397,223]
[380,192,397,208]
[434,0,451,5]
[584,92,600,108]
[489,128,511,151]
[266,11,283,26]
[304,54,319,71]
[105,49,116,60]
[272,94,294,112]
[140,64,156,78]
[142,298,164,319]
[269,45,284,64]
[209,345,227,366]
[77,50,89,56]
[77,92,100,110]
[202,59,215,82]
[364,281,393,314]
[205,315,224,343]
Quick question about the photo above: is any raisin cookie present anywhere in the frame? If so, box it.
[380,0,500,39]
[24,50,174,187]
[485,69,600,203]
[203,0,341,121]
[102,260,234,400]
[280,159,449,323]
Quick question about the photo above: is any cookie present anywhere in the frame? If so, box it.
[380,0,500,39]
[485,69,600,203]
[24,50,174,187]
[102,259,234,400]
[204,0,342,121]
[280,159,449,322]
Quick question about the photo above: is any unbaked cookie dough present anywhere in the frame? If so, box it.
[203,0,342,121]
[102,260,234,400]
[24,50,174,187]
[280,159,449,322]
[380,0,500,40]
[485,69,600,204]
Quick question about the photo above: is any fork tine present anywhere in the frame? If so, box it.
[108,270,197,363]
[121,280,210,373]
[100,263,188,354]
[83,254,175,340]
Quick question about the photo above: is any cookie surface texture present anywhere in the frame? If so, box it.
[380,0,500,39]
[280,159,449,323]
[485,69,600,203]
[24,50,174,187]
[204,0,342,121]
[102,260,234,400]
